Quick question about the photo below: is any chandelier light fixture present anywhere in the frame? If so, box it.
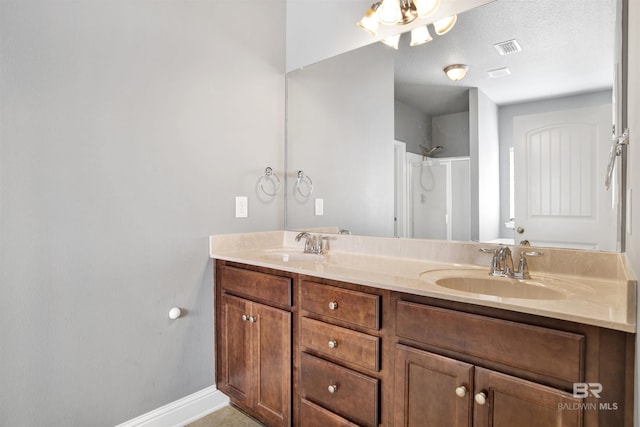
[433,14,457,35]
[358,0,456,51]
[409,25,433,46]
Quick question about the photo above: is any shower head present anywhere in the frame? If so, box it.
[420,145,444,157]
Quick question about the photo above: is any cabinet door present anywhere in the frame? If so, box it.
[473,367,582,427]
[219,294,252,404]
[253,302,291,427]
[394,344,473,427]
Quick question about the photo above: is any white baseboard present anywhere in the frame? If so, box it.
[115,385,230,427]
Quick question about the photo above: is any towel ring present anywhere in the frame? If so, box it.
[258,167,280,196]
[296,170,313,197]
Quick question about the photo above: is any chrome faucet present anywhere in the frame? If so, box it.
[295,232,314,253]
[480,245,543,279]
[495,246,514,277]
[295,232,331,255]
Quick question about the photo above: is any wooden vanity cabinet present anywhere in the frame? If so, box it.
[393,344,582,427]
[392,295,634,427]
[213,261,634,427]
[215,261,294,427]
[297,277,392,427]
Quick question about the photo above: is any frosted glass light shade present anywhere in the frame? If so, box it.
[433,14,457,35]
[414,0,439,18]
[381,34,401,49]
[444,64,469,81]
[377,0,402,25]
[410,25,433,46]
[357,7,380,35]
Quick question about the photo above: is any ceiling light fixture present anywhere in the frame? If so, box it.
[410,25,433,46]
[444,64,469,81]
[377,0,404,25]
[357,1,457,49]
[414,0,440,18]
[433,15,457,35]
[358,0,442,36]
[357,5,381,35]
[381,34,402,49]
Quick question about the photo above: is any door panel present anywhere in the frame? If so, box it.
[394,344,473,427]
[253,302,291,427]
[514,104,615,250]
[473,367,582,427]
[220,295,251,403]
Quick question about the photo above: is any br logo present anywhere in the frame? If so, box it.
[573,383,603,398]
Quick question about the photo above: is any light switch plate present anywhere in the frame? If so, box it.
[315,198,324,216]
[235,196,248,218]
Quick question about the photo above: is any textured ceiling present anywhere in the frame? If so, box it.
[393,0,617,116]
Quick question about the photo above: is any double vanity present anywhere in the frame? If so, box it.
[210,231,636,426]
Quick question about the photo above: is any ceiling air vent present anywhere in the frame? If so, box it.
[494,39,522,56]
[488,67,511,78]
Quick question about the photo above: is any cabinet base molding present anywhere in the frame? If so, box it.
[115,386,229,427]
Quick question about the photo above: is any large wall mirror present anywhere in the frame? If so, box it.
[286,0,625,252]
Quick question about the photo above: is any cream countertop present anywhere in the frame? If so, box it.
[209,231,637,333]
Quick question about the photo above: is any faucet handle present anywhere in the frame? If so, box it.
[319,236,330,254]
[479,248,501,276]
[522,250,543,257]
[514,251,543,279]
[479,247,497,254]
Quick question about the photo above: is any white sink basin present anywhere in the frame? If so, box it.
[259,250,326,263]
[420,269,576,300]
[434,276,568,300]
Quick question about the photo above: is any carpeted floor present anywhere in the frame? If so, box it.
[186,405,265,427]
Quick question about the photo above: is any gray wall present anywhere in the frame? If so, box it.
[469,88,500,242]
[394,99,430,154]
[497,90,612,239]
[287,44,395,237]
[432,112,470,158]
[0,1,285,426]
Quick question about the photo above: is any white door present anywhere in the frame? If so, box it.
[513,104,616,250]
[394,141,408,238]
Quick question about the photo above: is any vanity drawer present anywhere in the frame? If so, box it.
[219,265,291,307]
[396,301,585,384]
[301,280,380,330]
[300,352,379,427]
[300,399,359,427]
[300,317,380,371]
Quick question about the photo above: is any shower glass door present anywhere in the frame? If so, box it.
[408,157,470,241]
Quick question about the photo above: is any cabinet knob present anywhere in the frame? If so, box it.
[328,384,338,394]
[241,314,248,322]
[328,301,339,310]
[328,340,338,349]
[455,386,467,397]
[475,392,487,405]
[249,315,257,323]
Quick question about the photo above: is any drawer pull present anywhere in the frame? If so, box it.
[475,392,487,405]
[328,301,339,310]
[455,386,467,397]
[327,384,338,394]
[327,340,338,349]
